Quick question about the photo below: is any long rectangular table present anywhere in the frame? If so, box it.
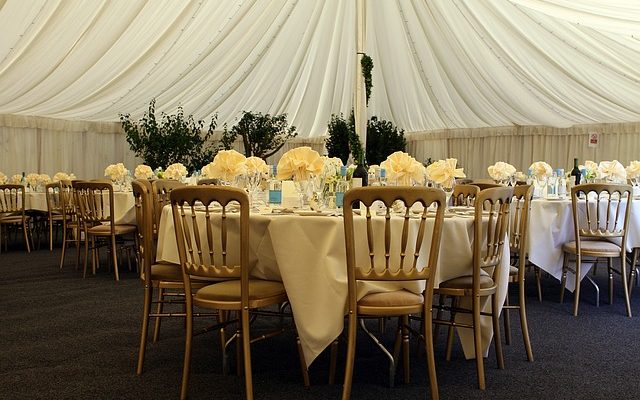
[156,207,509,365]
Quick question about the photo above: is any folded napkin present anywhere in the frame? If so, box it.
[245,156,269,174]
[134,164,154,179]
[488,161,516,181]
[626,161,640,179]
[529,161,552,178]
[381,151,425,186]
[164,163,188,180]
[53,172,76,182]
[276,147,323,181]
[425,158,465,187]
[598,160,626,182]
[204,150,247,182]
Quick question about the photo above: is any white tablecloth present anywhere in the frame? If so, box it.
[527,198,640,291]
[156,208,509,365]
[24,191,136,224]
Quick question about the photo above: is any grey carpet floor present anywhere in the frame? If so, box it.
[1,240,640,399]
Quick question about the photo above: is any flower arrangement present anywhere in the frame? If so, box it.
[488,161,516,181]
[164,163,188,180]
[104,163,128,181]
[25,173,40,188]
[425,158,465,188]
[10,174,22,184]
[529,161,553,178]
[381,151,425,186]
[134,164,154,180]
[276,146,323,181]
[0,171,7,184]
[53,172,76,182]
[598,160,626,183]
[579,160,598,180]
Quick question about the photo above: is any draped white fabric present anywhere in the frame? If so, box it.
[1,0,640,177]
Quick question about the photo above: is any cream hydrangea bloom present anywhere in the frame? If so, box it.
[529,161,553,178]
[11,174,22,184]
[164,163,188,180]
[487,161,516,181]
[0,171,7,184]
[104,163,128,181]
[53,172,72,182]
[134,164,154,179]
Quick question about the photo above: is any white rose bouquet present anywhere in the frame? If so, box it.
[164,163,188,180]
[626,161,640,179]
[0,171,7,184]
[579,160,598,180]
[134,164,154,180]
[11,174,22,184]
[53,172,75,182]
[104,163,128,181]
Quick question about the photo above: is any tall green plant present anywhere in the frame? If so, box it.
[365,116,406,165]
[361,54,373,106]
[325,113,353,165]
[120,99,218,172]
[221,111,297,159]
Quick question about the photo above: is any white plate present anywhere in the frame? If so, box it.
[294,210,334,217]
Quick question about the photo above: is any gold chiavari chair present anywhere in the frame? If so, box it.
[45,182,67,251]
[502,184,534,361]
[452,184,480,207]
[560,184,633,317]
[341,186,445,400]
[434,186,512,390]
[74,181,137,281]
[59,180,82,270]
[197,178,220,185]
[170,186,306,400]
[0,184,32,253]
[471,182,502,191]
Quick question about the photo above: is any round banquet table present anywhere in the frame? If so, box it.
[156,207,510,366]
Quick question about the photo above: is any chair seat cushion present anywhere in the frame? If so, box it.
[88,224,136,235]
[150,262,183,281]
[358,290,424,307]
[509,266,519,276]
[0,215,28,223]
[438,274,495,290]
[195,279,285,302]
[562,240,621,256]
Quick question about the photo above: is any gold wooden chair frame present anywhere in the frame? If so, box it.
[560,183,633,317]
[170,186,305,400]
[433,186,512,390]
[452,184,480,207]
[45,182,68,251]
[74,181,137,281]
[58,180,82,270]
[471,182,503,191]
[503,184,534,361]
[197,178,220,185]
[0,184,32,253]
[341,186,446,400]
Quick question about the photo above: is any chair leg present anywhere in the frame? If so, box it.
[341,313,358,400]
[560,252,568,304]
[472,296,485,390]
[423,304,439,400]
[49,219,54,251]
[179,313,193,400]
[518,277,534,362]
[629,248,639,296]
[620,254,632,318]
[23,220,31,253]
[503,290,511,345]
[111,235,119,282]
[152,288,165,343]
[491,294,504,370]
[240,309,254,400]
[573,255,582,317]
[535,266,543,302]
[401,315,410,384]
[59,225,68,271]
[328,339,338,385]
[608,258,614,305]
[83,232,90,278]
[296,336,311,389]
[445,297,457,362]
[136,285,153,375]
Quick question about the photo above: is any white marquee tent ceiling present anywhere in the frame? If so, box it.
[1,0,639,137]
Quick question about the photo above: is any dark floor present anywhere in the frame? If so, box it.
[1,236,640,400]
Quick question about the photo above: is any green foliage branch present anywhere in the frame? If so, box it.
[221,111,297,159]
[120,99,217,172]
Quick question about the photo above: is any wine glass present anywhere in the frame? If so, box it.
[309,172,327,211]
[441,177,456,206]
[294,179,311,209]
[245,171,262,210]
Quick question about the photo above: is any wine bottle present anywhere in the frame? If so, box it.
[335,166,349,208]
[570,158,581,186]
[267,165,282,206]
